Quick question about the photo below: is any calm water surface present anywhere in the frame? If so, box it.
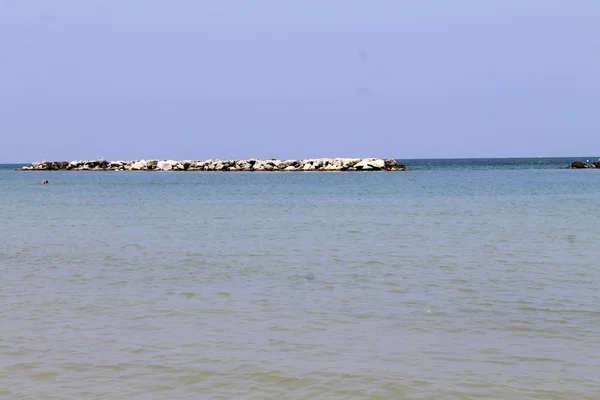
[1,159,600,399]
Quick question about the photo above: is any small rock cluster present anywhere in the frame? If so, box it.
[19,158,408,172]
[567,160,600,169]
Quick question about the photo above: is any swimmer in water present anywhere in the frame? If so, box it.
[42,180,49,185]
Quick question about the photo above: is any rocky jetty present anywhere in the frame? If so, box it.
[18,158,408,172]
[567,159,600,169]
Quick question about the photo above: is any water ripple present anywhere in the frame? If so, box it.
[1,169,600,398]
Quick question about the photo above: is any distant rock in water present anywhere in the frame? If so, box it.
[567,160,596,169]
[19,158,409,172]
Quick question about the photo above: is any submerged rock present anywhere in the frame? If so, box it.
[303,272,316,281]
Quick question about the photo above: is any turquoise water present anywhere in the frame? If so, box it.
[1,159,600,399]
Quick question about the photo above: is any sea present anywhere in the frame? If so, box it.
[1,157,599,399]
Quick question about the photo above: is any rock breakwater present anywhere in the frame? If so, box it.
[19,158,408,172]
[567,159,600,169]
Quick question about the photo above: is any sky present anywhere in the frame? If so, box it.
[1,0,599,162]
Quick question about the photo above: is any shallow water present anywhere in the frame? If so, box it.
[1,162,600,399]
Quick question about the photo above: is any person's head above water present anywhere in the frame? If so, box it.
[42,180,48,184]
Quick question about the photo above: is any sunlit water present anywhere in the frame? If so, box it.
[1,159,600,399]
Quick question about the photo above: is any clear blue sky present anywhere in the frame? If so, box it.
[1,1,598,162]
